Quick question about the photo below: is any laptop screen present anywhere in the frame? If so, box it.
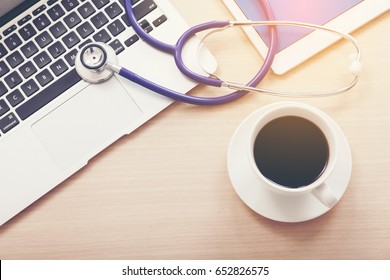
[0,0,27,17]
[235,0,365,52]
[0,0,38,27]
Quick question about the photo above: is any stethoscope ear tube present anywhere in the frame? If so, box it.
[78,1,361,105]
[121,0,278,105]
[116,18,277,106]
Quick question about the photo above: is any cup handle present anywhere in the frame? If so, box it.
[312,183,338,208]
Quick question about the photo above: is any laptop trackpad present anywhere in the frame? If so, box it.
[32,77,143,171]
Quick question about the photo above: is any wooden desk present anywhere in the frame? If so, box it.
[1,1,389,259]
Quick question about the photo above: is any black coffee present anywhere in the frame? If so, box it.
[254,116,329,188]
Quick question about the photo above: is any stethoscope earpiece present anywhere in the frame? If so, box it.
[349,61,363,75]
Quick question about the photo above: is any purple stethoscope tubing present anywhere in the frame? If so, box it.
[121,0,278,106]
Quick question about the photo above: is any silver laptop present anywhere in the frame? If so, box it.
[0,0,216,226]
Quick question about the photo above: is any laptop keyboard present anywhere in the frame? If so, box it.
[0,0,167,136]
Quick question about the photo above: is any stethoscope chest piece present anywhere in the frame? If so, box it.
[75,42,118,84]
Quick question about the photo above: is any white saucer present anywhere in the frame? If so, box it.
[227,104,352,223]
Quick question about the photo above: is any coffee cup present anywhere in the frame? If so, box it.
[247,102,338,208]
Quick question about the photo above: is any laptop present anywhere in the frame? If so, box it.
[0,0,216,226]
[224,0,390,74]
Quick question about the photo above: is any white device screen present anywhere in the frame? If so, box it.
[235,0,365,52]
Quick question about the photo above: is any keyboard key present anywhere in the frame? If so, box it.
[36,69,54,87]
[121,14,130,27]
[18,23,37,40]
[121,1,157,27]
[64,11,81,28]
[133,0,157,21]
[19,61,37,79]
[6,89,25,107]
[109,39,124,55]
[62,31,81,48]
[0,43,8,59]
[0,82,8,97]
[91,12,109,29]
[0,113,19,134]
[0,61,10,78]
[16,69,82,120]
[64,49,78,66]
[76,22,95,39]
[153,15,167,27]
[92,0,110,9]
[20,41,39,58]
[61,0,80,11]
[4,33,22,51]
[0,99,10,117]
[18,15,32,27]
[33,14,51,31]
[107,19,125,37]
[33,4,47,16]
[50,59,69,76]
[139,19,153,33]
[34,51,52,68]
[48,0,60,6]
[49,21,68,38]
[93,29,111,43]
[124,34,139,47]
[35,31,53,48]
[105,2,123,19]
[47,4,65,21]
[48,41,66,58]
[78,39,93,49]
[78,2,96,18]
[21,80,39,97]
[4,72,22,89]
[3,25,16,37]
[6,51,24,68]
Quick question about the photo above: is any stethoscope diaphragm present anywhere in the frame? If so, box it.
[75,42,118,84]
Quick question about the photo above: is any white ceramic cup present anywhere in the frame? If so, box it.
[247,102,338,208]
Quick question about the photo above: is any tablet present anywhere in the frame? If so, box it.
[223,0,389,74]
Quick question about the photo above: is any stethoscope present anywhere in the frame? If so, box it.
[75,0,362,106]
